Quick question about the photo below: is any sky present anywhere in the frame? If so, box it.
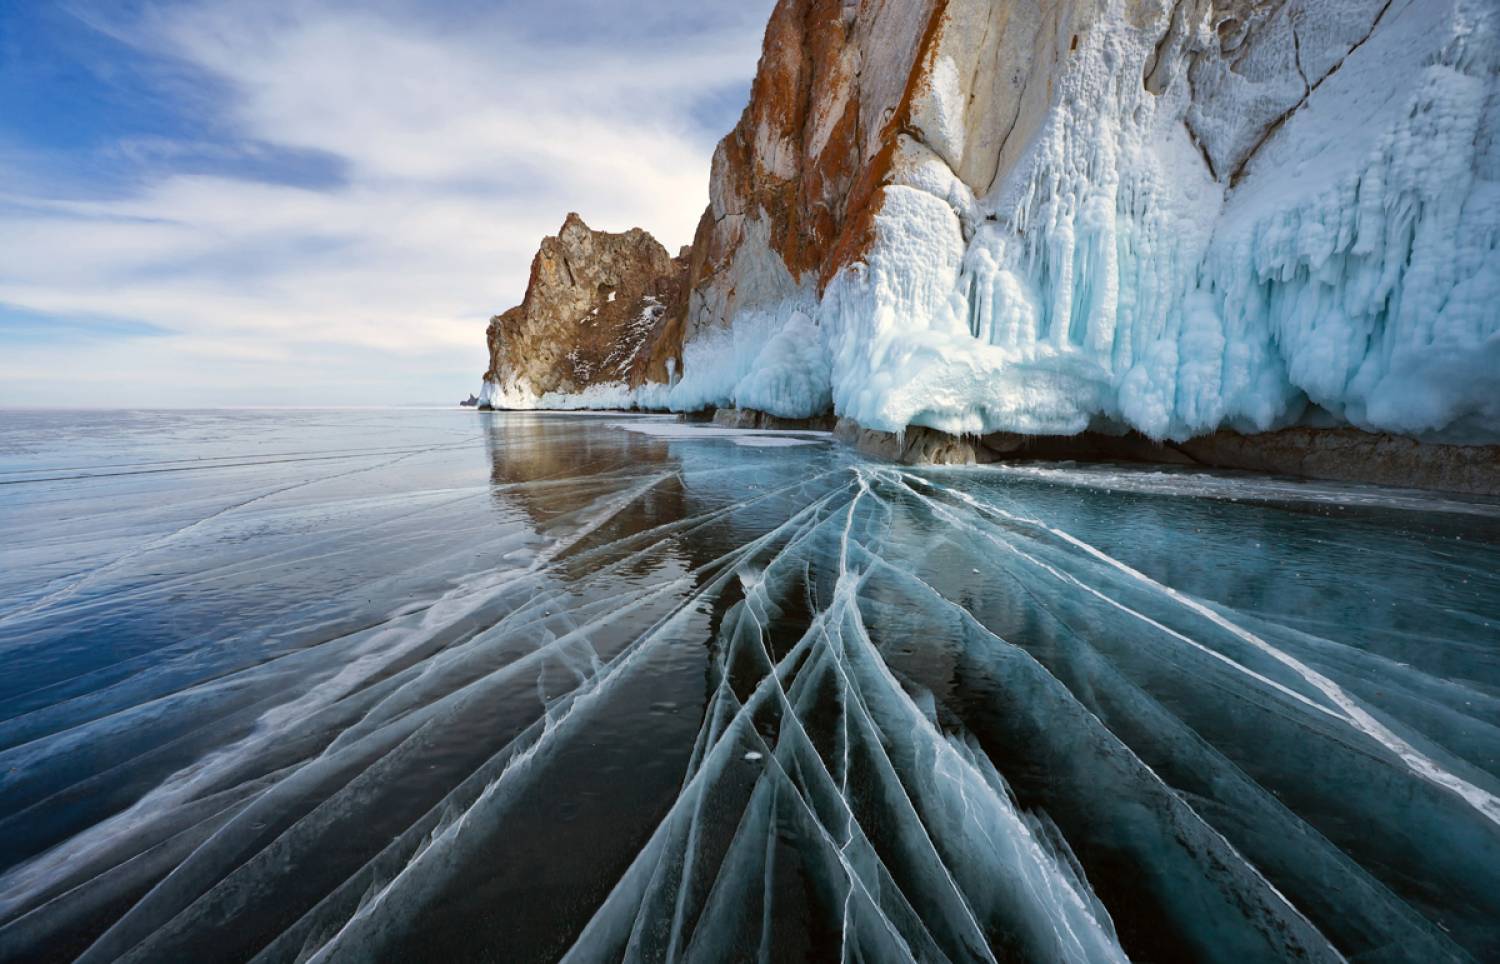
[0,0,774,407]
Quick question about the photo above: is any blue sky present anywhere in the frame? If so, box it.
[0,0,773,406]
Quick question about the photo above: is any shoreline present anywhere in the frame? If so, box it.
[469,403,1500,497]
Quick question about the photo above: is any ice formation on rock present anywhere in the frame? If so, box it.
[814,0,1500,443]
[480,0,1500,447]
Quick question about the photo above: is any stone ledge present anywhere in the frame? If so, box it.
[1175,429,1500,497]
[712,408,838,432]
[834,419,1500,496]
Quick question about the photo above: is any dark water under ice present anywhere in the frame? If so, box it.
[1,408,1498,963]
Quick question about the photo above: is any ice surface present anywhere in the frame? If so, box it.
[1,411,1497,960]
[612,419,830,448]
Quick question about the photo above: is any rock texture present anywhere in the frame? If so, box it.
[837,417,1500,495]
[677,0,938,336]
[1177,429,1500,497]
[711,407,837,432]
[482,214,690,407]
[679,0,1078,317]
[834,418,992,466]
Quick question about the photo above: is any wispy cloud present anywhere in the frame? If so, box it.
[0,0,770,406]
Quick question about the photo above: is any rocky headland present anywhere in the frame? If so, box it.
[476,0,1500,495]
[480,214,690,409]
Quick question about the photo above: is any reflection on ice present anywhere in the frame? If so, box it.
[0,410,1496,961]
[610,419,831,448]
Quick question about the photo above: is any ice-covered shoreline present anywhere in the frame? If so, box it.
[468,394,1500,496]
[475,0,1499,495]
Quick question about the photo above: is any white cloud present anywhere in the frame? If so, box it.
[0,0,771,406]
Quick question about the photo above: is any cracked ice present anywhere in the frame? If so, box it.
[0,410,1497,961]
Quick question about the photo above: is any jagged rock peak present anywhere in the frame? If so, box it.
[482,215,690,407]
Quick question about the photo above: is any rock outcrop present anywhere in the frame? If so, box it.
[1176,428,1500,497]
[677,0,936,339]
[481,214,690,408]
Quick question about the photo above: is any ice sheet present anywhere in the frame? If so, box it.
[1,410,1496,960]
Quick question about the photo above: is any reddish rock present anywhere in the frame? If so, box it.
[484,214,690,402]
[680,0,945,338]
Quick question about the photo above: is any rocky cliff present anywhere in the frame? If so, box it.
[664,0,1499,437]
[478,0,1500,488]
[480,214,689,409]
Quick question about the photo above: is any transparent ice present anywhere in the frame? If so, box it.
[0,410,1497,961]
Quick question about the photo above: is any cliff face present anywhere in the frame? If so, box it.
[667,0,1499,441]
[678,0,935,336]
[480,0,1500,461]
[660,0,1498,444]
[481,214,689,408]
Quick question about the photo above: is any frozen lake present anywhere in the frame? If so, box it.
[1,409,1497,962]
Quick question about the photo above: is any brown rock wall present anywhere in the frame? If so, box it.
[484,215,690,400]
[836,418,1500,496]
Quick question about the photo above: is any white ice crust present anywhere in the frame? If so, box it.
[816,0,1500,442]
